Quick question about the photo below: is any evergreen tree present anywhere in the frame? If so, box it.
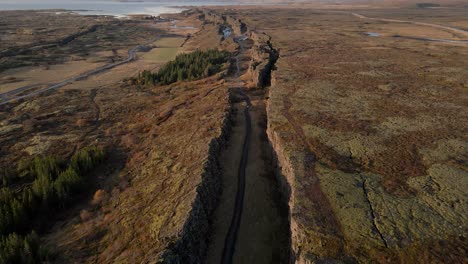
[54,167,82,205]
[135,49,230,86]
[0,146,105,262]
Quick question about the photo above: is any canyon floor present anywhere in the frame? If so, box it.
[222,3,467,263]
[0,2,467,264]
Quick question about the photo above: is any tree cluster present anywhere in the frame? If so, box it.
[0,231,44,264]
[0,146,105,263]
[136,49,230,86]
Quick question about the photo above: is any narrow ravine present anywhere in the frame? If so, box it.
[220,38,252,264]
[207,34,290,264]
[220,90,251,264]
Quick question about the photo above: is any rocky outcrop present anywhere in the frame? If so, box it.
[160,105,233,263]
[202,10,225,25]
[201,11,279,86]
[263,19,468,264]
[246,32,279,88]
[242,31,297,263]
[266,119,296,263]
[201,10,247,37]
[266,70,310,263]
[225,16,247,35]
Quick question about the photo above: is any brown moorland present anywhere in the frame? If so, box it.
[0,2,467,264]
[209,4,467,263]
[0,10,237,263]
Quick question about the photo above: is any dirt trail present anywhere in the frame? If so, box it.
[220,89,251,264]
[0,38,155,106]
[352,12,468,38]
[207,36,289,264]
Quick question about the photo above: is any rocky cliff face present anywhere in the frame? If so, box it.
[246,32,279,88]
[161,107,233,263]
[202,10,247,36]
[266,71,312,264]
[200,9,280,88]
[260,9,468,264]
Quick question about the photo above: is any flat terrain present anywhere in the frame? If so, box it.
[0,3,467,264]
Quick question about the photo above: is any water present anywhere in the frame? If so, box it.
[366,32,380,37]
[222,27,232,38]
[393,35,468,44]
[0,0,245,17]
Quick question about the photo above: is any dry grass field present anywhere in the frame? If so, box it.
[0,10,234,263]
[0,2,467,263]
[212,4,467,263]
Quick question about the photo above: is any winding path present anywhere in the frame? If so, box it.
[0,42,149,106]
[352,13,468,44]
[220,37,252,264]
[352,13,468,37]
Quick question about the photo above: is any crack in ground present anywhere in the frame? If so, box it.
[360,175,389,248]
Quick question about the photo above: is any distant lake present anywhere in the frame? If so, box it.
[0,0,246,17]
